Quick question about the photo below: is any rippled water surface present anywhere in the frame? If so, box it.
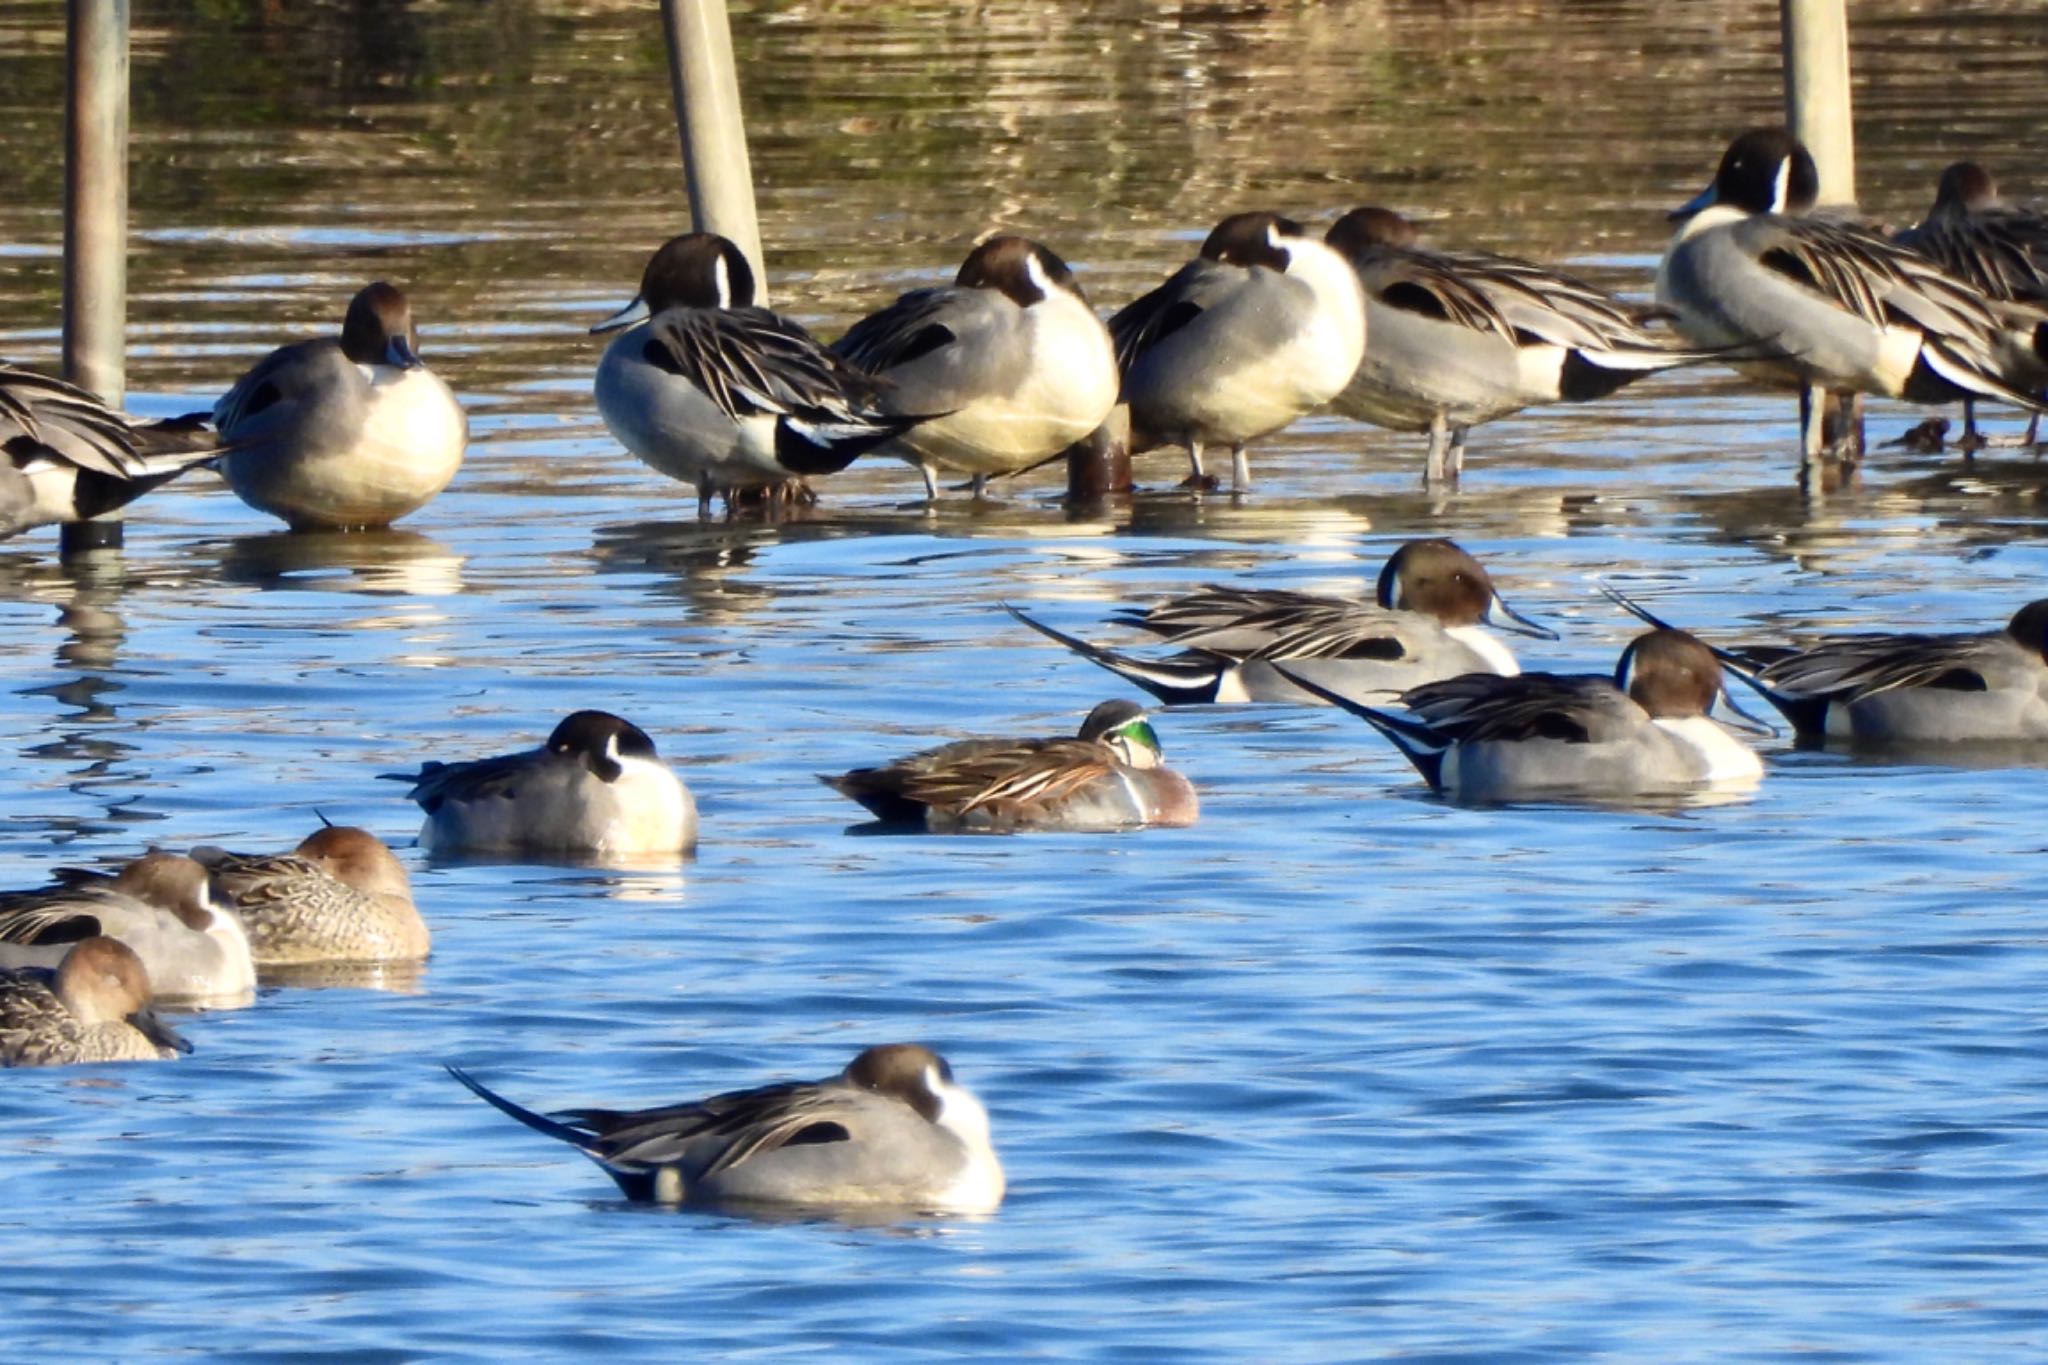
[5,1,2048,1358]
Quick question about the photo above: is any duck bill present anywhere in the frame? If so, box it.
[1484,595,1559,641]
[1668,181,1718,224]
[1713,685,1778,737]
[591,295,650,335]
[384,334,424,370]
[133,1008,194,1056]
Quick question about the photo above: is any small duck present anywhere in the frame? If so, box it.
[446,1043,1003,1213]
[0,852,254,1005]
[831,234,1119,498]
[823,700,1198,833]
[1278,629,1766,803]
[1892,162,2048,447]
[194,825,427,965]
[1005,538,1553,707]
[1,362,219,541]
[212,282,468,530]
[1112,211,1366,491]
[593,233,918,515]
[1324,207,1733,483]
[387,710,698,857]
[0,936,191,1067]
[1605,586,2048,744]
[1656,128,2046,471]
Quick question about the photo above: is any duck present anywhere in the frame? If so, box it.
[822,699,1198,832]
[593,233,919,515]
[386,710,698,857]
[1656,128,2047,473]
[1603,584,2048,744]
[1111,210,1366,492]
[1004,538,1553,706]
[0,936,191,1067]
[212,282,468,530]
[1277,629,1766,803]
[446,1043,1003,1213]
[193,825,427,965]
[1892,161,2048,447]
[830,234,1118,498]
[0,851,254,1005]
[1,362,220,541]
[1323,207,1734,483]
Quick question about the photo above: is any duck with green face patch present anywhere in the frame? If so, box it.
[822,700,1200,833]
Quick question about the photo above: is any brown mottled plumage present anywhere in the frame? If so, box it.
[197,826,428,965]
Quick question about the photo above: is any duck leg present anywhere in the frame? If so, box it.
[1423,412,1451,485]
[1178,437,1218,491]
[1449,425,1471,481]
[1797,383,1827,476]
[1957,398,1985,457]
[1230,444,1251,492]
[918,463,940,500]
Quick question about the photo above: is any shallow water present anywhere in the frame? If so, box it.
[4,0,2048,1358]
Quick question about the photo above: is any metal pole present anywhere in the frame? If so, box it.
[1779,0,1856,208]
[61,0,130,556]
[659,0,767,303]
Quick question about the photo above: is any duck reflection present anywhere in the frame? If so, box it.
[212,527,466,597]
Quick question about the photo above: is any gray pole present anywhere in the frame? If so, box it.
[1779,0,1856,207]
[659,0,768,304]
[61,0,131,555]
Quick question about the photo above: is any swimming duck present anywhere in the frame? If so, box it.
[831,234,1118,498]
[1324,207,1733,483]
[1656,128,2046,472]
[823,699,1198,832]
[1278,629,1766,803]
[1,362,219,540]
[212,282,468,530]
[1112,211,1366,491]
[0,852,254,1005]
[387,710,698,857]
[1605,585,2048,744]
[0,936,191,1067]
[593,233,918,514]
[1006,538,1553,706]
[447,1043,1002,1212]
[194,825,427,965]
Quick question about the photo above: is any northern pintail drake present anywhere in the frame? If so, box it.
[0,936,191,1067]
[1657,128,2047,472]
[447,1043,1004,1213]
[831,234,1118,498]
[0,852,254,1005]
[387,710,698,857]
[1112,211,1366,492]
[1006,538,1553,707]
[212,282,468,530]
[1605,586,2048,744]
[1893,162,2048,447]
[1324,207,1732,483]
[822,699,1198,832]
[593,233,917,514]
[1,363,219,541]
[194,826,427,965]
[1279,629,1766,803]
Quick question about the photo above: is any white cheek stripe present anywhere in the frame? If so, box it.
[713,255,732,309]
[1770,156,1792,214]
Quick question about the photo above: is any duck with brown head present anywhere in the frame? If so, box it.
[195,825,427,966]
[0,936,191,1067]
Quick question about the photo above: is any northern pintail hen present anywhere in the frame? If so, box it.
[594,233,918,514]
[1006,538,1553,706]
[1324,207,1733,483]
[0,936,191,1067]
[831,235,1118,498]
[194,826,427,965]
[1657,128,2047,472]
[1278,629,1766,803]
[1,363,219,540]
[1605,586,2048,744]
[823,699,1198,832]
[1893,162,2048,447]
[212,282,467,530]
[0,852,254,1005]
[1112,211,1366,491]
[387,711,698,857]
[447,1043,1004,1213]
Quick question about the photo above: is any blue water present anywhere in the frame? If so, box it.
[5,0,2048,1358]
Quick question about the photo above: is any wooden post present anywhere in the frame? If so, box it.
[1065,406,1132,506]
[658,0,767,303]
[1779,0,1856,207]
[60,0,130,556]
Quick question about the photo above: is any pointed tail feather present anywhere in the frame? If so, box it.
[1268,662,1449,788]
[1002,603,1226,705]
[445,1064,598,1151]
